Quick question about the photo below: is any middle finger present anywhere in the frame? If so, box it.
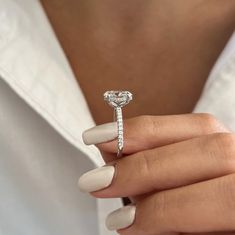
[79,133,235,197]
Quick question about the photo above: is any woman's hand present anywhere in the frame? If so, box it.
[79,114,235,235]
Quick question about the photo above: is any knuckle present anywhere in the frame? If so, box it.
[137,151,156,185]
[132,115,152,130]
[213,133,235,155]
[218,174,235,212]
[196,113,225,133]
[135,115,159,136]
[135,115,152,124]
[132,152,149,178]
[136,191,168,233]
[153,192,168,218]
[206,133,235,172]
[140,151,152,173]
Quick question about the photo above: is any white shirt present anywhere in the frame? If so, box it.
[0,1,234,235]
[0,1,122,235]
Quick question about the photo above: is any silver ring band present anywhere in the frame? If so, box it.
[104,90,133,157]
[114,107,123,157]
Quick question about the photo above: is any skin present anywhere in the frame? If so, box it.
[40,1,235,234]
[41,0,235,124]
[94,114,235,235]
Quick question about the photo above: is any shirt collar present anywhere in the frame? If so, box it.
[0,0,104,166]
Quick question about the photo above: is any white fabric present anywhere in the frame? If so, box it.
[194,32,235,131]
[0,0,234,235]
[0,0,122,235]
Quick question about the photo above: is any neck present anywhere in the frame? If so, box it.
[40,0,235,65]
[40,0,220,38]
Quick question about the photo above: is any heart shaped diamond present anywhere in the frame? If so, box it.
[104,90,133,108]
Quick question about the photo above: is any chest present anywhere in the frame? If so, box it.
[75,28,234,124]
[44,1,235,124]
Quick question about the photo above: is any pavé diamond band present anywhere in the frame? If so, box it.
[104,91,133,157]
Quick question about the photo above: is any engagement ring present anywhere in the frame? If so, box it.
[104,91,133,157]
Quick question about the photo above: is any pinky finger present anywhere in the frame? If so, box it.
[106,174,235,235]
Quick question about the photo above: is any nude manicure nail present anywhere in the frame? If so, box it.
[82,122,118,145]
[78,165,115,192]
[105,205,136,231]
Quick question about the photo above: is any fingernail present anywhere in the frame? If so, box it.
[105,205,136,231]
[82,122,118,145]
[78,165,115,192]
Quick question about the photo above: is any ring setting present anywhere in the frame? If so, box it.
[104,91,133,157]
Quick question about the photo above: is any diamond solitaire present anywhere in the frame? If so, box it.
[104,91,133,157]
